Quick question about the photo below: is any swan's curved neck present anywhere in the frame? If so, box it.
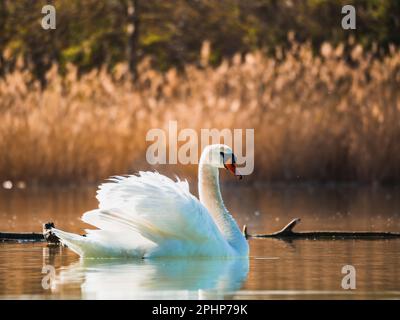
[198,162,244,245]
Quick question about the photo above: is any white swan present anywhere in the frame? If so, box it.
[53,144,249,258]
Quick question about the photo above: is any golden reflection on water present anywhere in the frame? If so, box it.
[0,184,400,299]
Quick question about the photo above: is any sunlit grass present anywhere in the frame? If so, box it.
[1,41,400,185]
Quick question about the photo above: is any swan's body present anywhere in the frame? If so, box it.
[53,144,249,258]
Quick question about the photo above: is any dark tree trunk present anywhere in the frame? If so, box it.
[0,0,7,77]
[128,0,140,81]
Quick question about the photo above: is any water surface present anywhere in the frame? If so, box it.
[1,184,400,299]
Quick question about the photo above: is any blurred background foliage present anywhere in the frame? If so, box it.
[0,0,399,85]
[1,0,400,185]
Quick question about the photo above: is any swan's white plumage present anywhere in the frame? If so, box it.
[53,144,249,258]
[95,172,219,242]
[53,171,241,258]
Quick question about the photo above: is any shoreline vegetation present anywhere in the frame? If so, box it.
[1,41,400,186]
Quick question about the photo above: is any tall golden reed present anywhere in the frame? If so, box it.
[1,41,400,185]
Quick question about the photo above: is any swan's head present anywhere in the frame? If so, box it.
[201,144,242,179]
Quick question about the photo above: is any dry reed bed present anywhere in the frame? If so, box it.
[1,42,400,185]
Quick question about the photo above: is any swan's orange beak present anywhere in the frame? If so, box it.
[223,156,243,180]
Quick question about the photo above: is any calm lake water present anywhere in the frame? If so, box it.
[1,183,400,299]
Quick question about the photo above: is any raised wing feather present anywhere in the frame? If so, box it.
[82,171,225,244]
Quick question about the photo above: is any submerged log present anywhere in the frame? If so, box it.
[0,222,59,243]
[2,219,400,243]
[243,218,400,240]
[0,232,45,242]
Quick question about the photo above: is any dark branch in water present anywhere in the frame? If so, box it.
[243,218,400,240]
[1,219,400,243]
[0,222,60,243]
[0,232,45,242]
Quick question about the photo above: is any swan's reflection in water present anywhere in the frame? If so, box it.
[54,257,249,299]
